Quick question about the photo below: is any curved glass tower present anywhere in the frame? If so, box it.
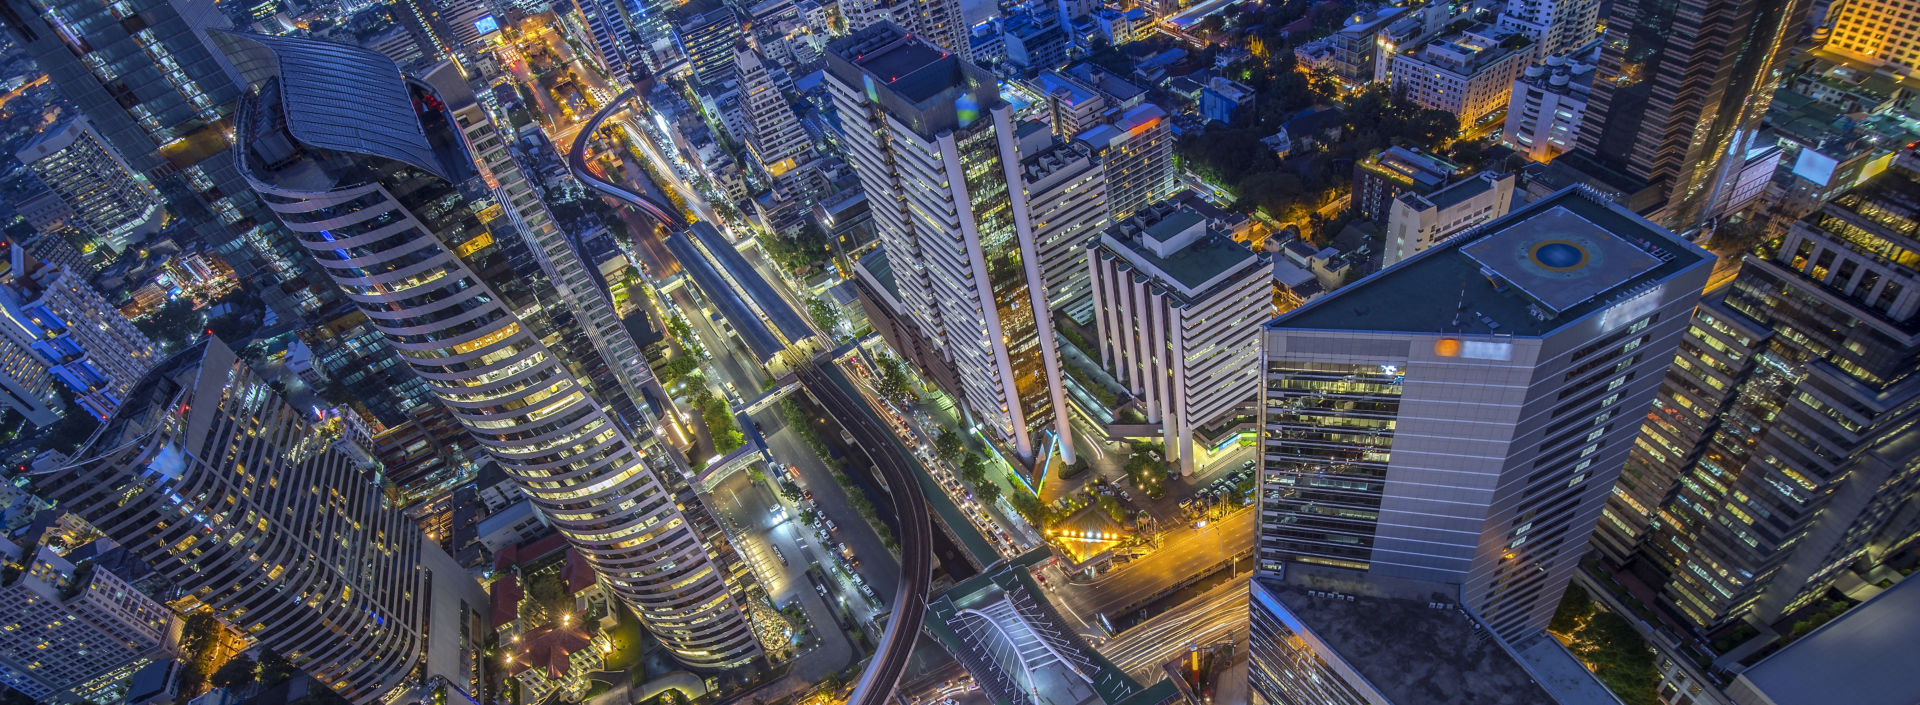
[211,33,760,668]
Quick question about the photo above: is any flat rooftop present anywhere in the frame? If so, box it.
[1097,209,1262,299]
[1736,575,1920,705]
[1256,569,1559,705]
[1277,187,1704,336]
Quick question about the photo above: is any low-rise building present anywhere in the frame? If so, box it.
[1200,77,1255,124]
[1353,146,1464,221]
[1087,201,1270,475]
[1385,172,1516,265]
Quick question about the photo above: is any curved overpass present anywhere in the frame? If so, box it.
[569,87,683,230]
[571,89,931,705]
[798,363,931,705]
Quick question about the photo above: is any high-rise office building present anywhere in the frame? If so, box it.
[827,22,1078,467]
[1020,139,1107,321]
[675,2,745,86]
[0,535,174,703]
[568,0,649,79]
[14,118,162,252]
[1383,25,1534,126]
[0,0,428,424]
[1598,148,1920,630]
[1256,186,1710,641]
[0,249,159,420]
[1574,0,1807,231]
[1823,0,1920,78]
[215,33,761,668]
[34,338,488,703]
[1497,0,1600,56]
[1089,201,1269,475]
[734,43,818,196]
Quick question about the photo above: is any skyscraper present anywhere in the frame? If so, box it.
[1020,139,1106,320]
[14,117,162,252]
[827,22,1077,466]
[214,33,761,668]
[33,338,488,703]
[675,2,745,86]
[1088,200,1269,476]
[734,42,818,196]
[1256,186,1710,641]
[0,0,431,425]
[1574,0,1807,231]
[1599,147,1920,630]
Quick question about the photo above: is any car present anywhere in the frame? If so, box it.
[1243,459,1256,469]
[825,519,839,532]
[816,584,830,597]
[1119,491,1132,502]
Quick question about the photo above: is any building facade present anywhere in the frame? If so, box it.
[1385,25,1534,125]
[1258,186,1710,640]
[1022,140,1108,322]
[1497,0,1599,56]
[0,538,172,703]
[827,22,1078,467]
[0,253,158,420]
[1503,53,1596,162]
[14,118,162,251]
[1384,172,1516,266]
[1075,103,1178,224]
[35,339,488,703]
[1601,148,1920,629]
[1089,202,1270,475]
[215,33,761,668]
[1353,147,1463,221]
[1823,0,1920,78]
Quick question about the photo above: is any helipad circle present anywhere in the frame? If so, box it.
[1531,241,1589,271]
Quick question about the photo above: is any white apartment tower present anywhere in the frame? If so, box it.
[1497,0,1599,56]
[1089,201,1270,475]
[827,23,1077,467]
[215,33,761,668]
[14,117,161,252]
[1021,139,1108,322]
[35,339,490,703]
[1258,187,1710,641]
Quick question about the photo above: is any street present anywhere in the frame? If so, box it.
[1046,508,1255,630]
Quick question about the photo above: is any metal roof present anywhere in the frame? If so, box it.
[212,31,448,180]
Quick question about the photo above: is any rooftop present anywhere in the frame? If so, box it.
[1278,187,1706,336]
[1254,568,1559,705]
[1735,575,1920,705]
[1095,204,1266,299]
[1408,172,1506,211]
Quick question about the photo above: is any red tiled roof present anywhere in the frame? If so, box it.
[505,624,594,680]
[563,548,597,595]
[490,573,523,627]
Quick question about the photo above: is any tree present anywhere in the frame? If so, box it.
[807,298,843,337]
[934,428,966,465]
[210,657,256,690]
[135,298,202,350]
[974,479,1001,505]
[873,355,915,404]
